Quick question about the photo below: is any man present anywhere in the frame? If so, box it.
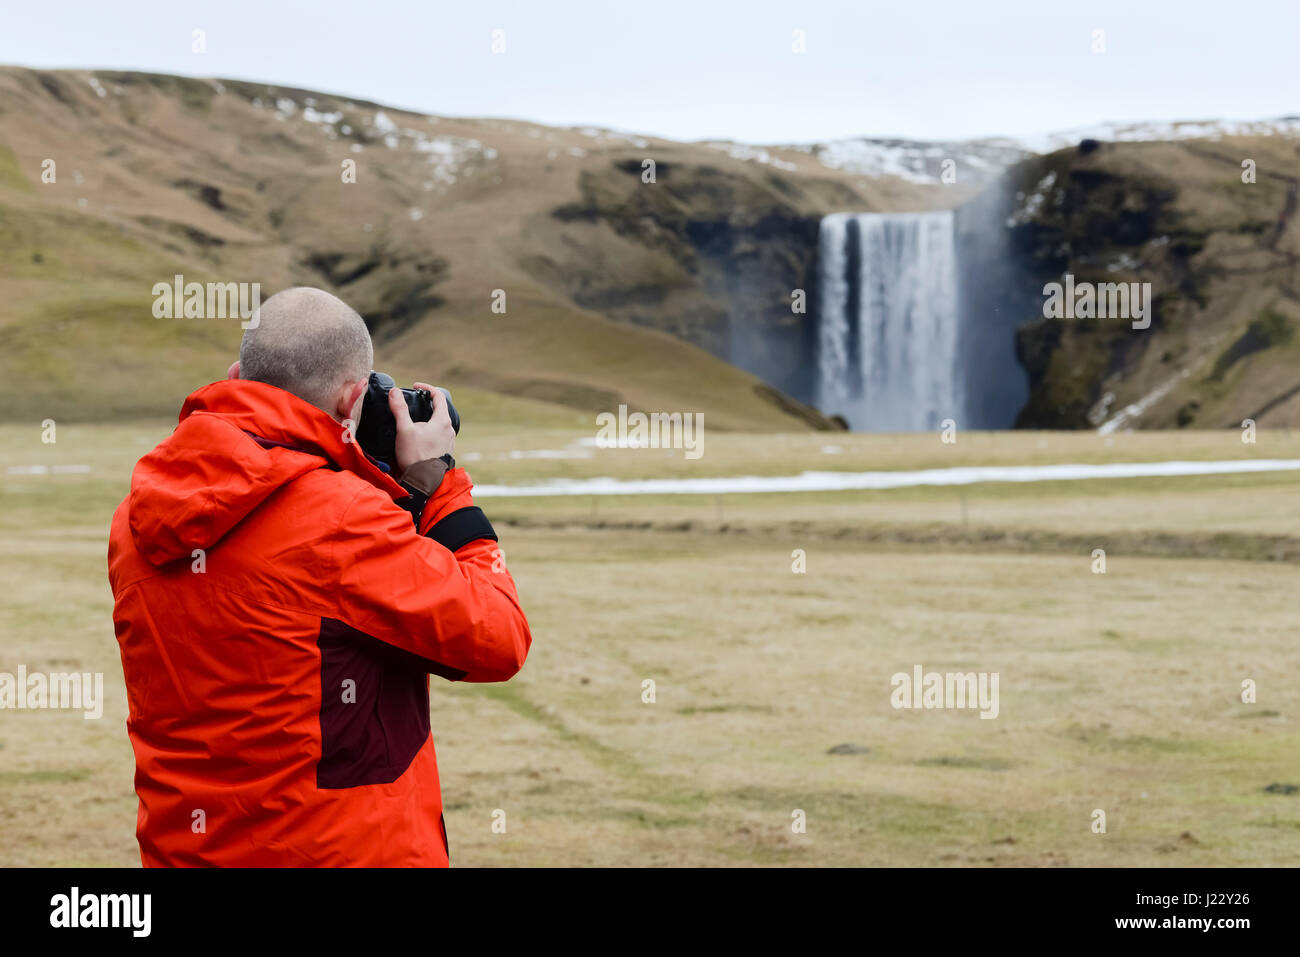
[107,287,531,867]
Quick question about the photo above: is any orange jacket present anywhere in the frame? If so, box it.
[107,379,531,866]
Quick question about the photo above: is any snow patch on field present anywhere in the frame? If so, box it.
[473,458,1300,497]
[7,465,92,476]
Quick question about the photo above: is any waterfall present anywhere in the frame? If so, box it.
[815,211,963,431]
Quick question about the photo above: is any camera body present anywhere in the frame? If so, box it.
[354,371,459,470]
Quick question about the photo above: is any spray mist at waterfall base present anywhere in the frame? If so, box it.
[813,182,1031,433]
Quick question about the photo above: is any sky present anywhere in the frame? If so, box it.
[2,0,1295,144]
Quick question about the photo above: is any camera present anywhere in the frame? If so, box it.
[354,371,459,470]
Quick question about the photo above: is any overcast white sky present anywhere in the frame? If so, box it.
[2,0,1294,143]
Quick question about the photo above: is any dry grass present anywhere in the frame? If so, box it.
[434,531,1300,866]
[3,423,1300,865]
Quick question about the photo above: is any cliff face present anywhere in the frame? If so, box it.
[525,158,857,405]
[997,136,1300,430]
[520,147,977,415]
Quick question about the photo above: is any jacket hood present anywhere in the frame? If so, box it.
[128,379,404,566]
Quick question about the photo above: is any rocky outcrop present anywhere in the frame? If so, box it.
[531,156,868,406]
[996,137,1300,429]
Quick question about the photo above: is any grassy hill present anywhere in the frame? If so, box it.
[0,66,965,430]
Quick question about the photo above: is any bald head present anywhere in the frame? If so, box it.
[238,287,373,413]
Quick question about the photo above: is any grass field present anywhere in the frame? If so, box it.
[3,419,1300,866]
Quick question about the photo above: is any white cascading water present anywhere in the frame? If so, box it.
[816,211,963,431]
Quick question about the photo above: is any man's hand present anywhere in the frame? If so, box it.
[390,382,456,474]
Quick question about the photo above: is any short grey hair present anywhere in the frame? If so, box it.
[239,287,373,412]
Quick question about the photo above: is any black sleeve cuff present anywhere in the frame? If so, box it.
[397,489,430,526]
[426,506,498,552]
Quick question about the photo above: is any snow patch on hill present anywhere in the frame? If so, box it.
[785,117,1300,186]
[1018,117,1300,153]
[788,137,1031,186]
[701,141,799,172]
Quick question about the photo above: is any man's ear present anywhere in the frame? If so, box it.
[226,361,241,380]
[337,378,369,422]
